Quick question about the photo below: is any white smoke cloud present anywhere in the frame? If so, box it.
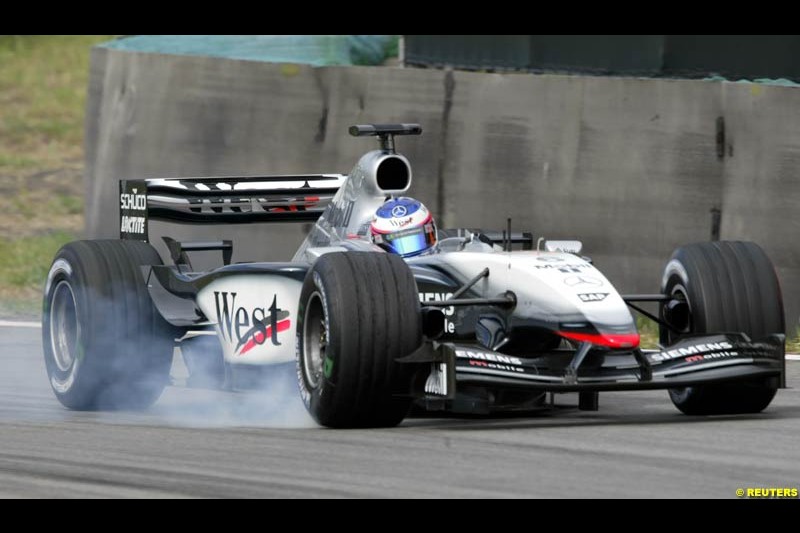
[150,350,317,429]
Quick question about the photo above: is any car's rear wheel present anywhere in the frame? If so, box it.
[659,241,783,415]
[296,252,421,428]
[42,240,175,410]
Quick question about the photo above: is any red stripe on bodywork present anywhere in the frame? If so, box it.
[557,331,640,349]
[238,319,292,355]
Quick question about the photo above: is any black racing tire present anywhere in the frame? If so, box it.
[295,252,422,428]
[42,240,175,410]
[659,241,783,415]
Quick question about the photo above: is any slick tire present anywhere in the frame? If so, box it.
[659,241,783,415]
[42,240,175,410]
[296,252,421,428]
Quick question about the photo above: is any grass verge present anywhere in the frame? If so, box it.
[0,36,111,315]
[0,231,76,317]
[0,35,113,174]
[635,314,659,350]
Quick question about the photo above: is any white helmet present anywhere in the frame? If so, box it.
[370,197,438,257]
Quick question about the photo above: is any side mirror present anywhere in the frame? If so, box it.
[543,240,583,254]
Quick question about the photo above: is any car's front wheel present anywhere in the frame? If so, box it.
[296,252,421,428]
[659,241,783,415]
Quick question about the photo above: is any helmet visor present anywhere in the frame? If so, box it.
[379,224,437,256]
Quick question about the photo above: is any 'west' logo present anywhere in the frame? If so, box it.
[214,292,291,356]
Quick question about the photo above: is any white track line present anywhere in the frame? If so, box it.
[0,320,41,328]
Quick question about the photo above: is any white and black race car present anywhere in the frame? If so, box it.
[43,124,786,428]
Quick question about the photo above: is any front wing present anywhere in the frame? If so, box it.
[419,333,784,397]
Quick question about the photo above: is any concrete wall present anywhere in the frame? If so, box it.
[85,47,800,330]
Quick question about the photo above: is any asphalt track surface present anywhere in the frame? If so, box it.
[1,323,798,498]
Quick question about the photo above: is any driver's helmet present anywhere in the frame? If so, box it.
[370,197,438,257]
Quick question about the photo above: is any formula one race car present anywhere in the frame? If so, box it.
[42,124,786,427]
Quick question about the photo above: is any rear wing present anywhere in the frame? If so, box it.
[119,174,346,241]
